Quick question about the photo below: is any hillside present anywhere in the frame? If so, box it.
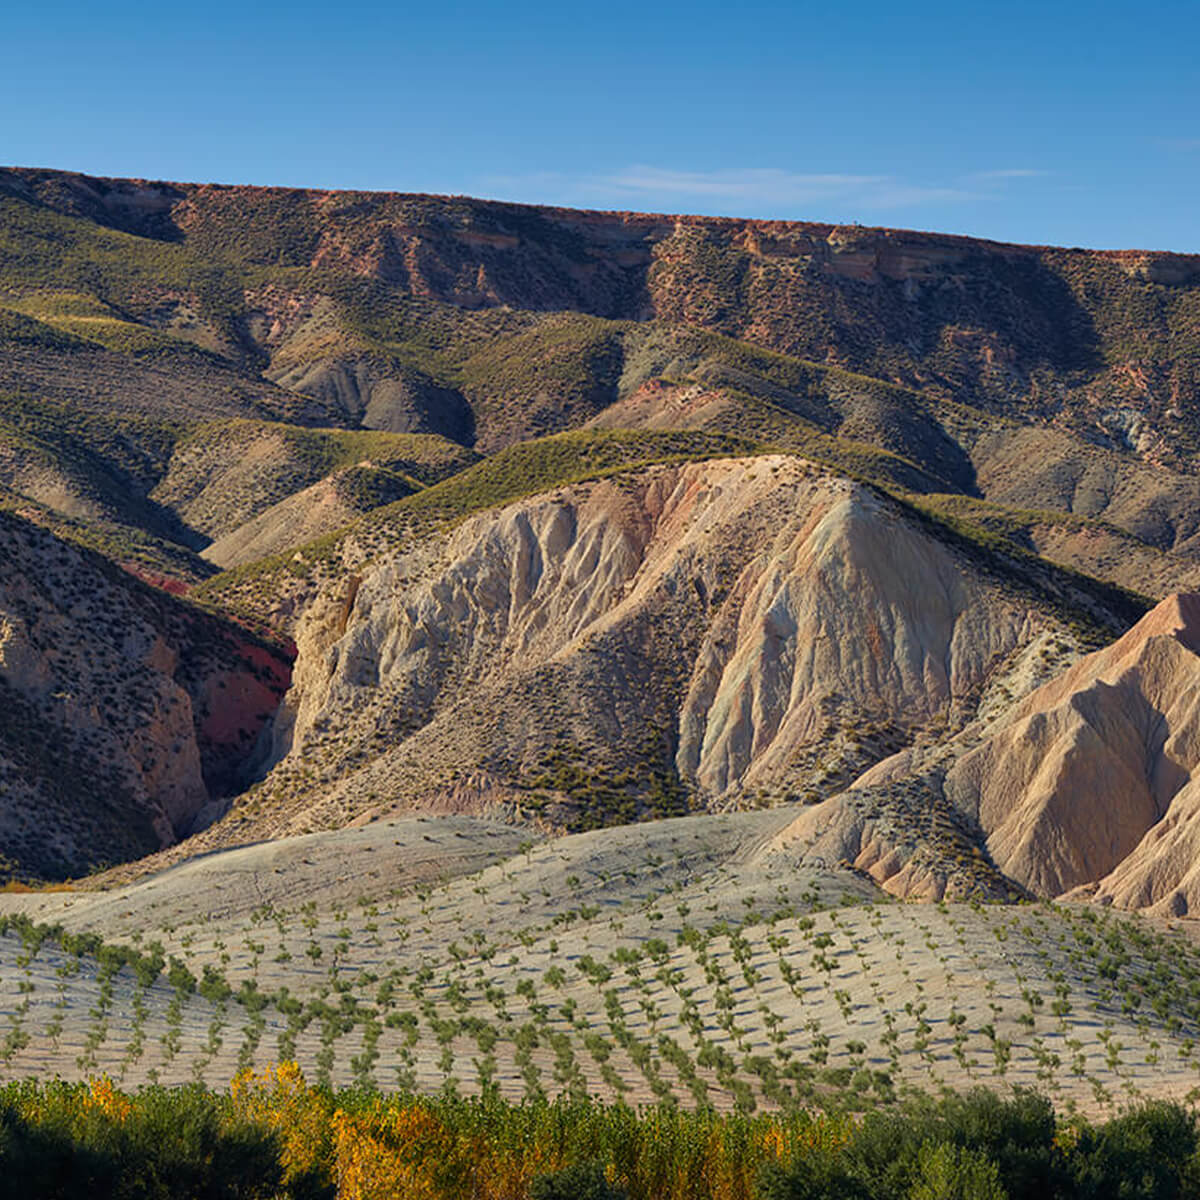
[8,167,1200,1120]
[2,167,1199,887]
[0,509,291,879]
[199,456,1115,858]
[7,811,1200,1121]
[4,170,1200,618]
[5,167,1200,456]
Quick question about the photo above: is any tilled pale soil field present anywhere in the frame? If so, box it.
[4,808,1200,1116]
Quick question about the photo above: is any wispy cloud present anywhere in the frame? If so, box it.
[483,165,973,215]
[603,166,975,209]
[967,168,1049,181]
[1158,137,1200,151]
[604,166,883,200]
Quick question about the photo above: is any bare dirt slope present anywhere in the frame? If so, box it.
[201,455,1095,861]
[0,510,291,879]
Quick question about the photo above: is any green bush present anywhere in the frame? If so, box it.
[2,1080,1198,1200]
[0,1082,290,1199]
[907,1142,1007,1200]
[849,1087,1061,1200]
[1069,1101,1200,1200]
[530,1159,629,1200]
[756,1090,1200,1200]
[757,1156,869,1200]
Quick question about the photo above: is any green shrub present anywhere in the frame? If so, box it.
[0,1082,291,1199]
[1069,1101,1200,1200]
[907,1141,1007,1200]
[843,1087,1061,1200]
[530,1159,629,1200]
[757,1156,869,1200]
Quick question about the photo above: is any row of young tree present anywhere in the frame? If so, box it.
[1,1070,1197,1199]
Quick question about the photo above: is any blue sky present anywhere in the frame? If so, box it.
[5,0,1198,251]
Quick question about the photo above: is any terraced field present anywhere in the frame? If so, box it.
[4,810,1200,1117]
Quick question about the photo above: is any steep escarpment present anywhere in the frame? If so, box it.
[0,511,291,879]
[6,168,1200,465]
[674,485,1040,798]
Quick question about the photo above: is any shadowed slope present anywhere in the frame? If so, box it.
[0,511,292,879]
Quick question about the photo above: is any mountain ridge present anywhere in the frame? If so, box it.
[8,162,1200,259]
[1,164,1199,919]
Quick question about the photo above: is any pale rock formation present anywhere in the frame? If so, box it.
[946,595,1200,899]
[677,484,1033,796]
[256,456,1054,834]
[775,593,1200,911]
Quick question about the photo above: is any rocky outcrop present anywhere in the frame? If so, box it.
[674,483,1035,796]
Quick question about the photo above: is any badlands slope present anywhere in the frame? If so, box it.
[3,440,1196,1116]
[777,592,1200,914]
[0,509,291,879]
[166,452,1110,886]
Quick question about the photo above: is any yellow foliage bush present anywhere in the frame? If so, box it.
[0,1065,854,1200]
[231,1061,334,1187]
[84,1075,133,1123]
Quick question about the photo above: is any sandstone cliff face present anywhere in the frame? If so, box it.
[767,593,1200,911]
[0,512,291,878]
[944,596,1200,898]
[1085,779,1200,915]
[237,456,1062,841]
